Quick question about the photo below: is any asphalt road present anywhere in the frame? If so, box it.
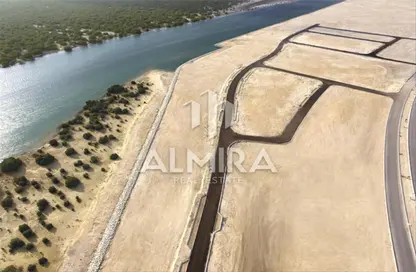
[385,73,416,272]
[408,89,416,198]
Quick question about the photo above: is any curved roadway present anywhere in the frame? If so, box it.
[385,73,416,272]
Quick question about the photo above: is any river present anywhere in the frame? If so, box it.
[0,0,340,159]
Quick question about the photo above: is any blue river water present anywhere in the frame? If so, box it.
[0,0,340,159]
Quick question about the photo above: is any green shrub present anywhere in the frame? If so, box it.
[42,237,50,246]
[0,157,23,173]
[69,115,84,125]
[62,141,69,147]
[65,176,81,189]
[45,223,54,231]
[74,160,83,167]
[110,153,119,160]
[59,133,72,141]
[25,243,35,251]
[98,136,109,144]
[60,123,70,129]
[22,229,35,239]
[109,134,117,141]
[38,257,48,266]
[14,176,29,187]
[18,224,30,233]
[83,132,93,140]
[90,156,99,164]
[49,139,59,147]
[65,148,77,156]
[37,199,50,212]
[9,238,25,252]
[64,200,72,208]
[112,107,129,114]
[31,181,41,190]
[107,85,126,95]
[35,153,55,166]
[52,177,60,185]
[14,186,25,194]
[82,164,91,171]
[1,196,14,209]
[27,264,37,272]
[48,186,57,194]
[83,148,91,155]
[83,173,90,179]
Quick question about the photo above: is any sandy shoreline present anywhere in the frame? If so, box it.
[0,70,173,271]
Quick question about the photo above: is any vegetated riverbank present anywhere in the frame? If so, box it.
[0,0,244,68]
[229,0,297,12]
[0,70,173,272]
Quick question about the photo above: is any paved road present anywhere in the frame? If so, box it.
[385,73,416,272]
[408,91,416,198]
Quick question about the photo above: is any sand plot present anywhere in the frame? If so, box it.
[378,39,416,63]
[291,32,384,54]
[310,26,395,42]
[208,86,395,272]
[232,67,322,137]
[265,43,415,93]
[100,42,277,272]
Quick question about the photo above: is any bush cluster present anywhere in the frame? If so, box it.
[74,160,83,167]
[19,224,36,239]
[38,257,48,266]
[65,176,81,189]
[37,199,50,212]
[35,153,55,166]
[49,139,59,147]
[112,107,129,115]
[107,85,126,95]
[9,238,25,253]
[110,153,119,160]
[83,132,93,140]
[90,156,99,164]
[1,195,14,210]
[65,147,77,156]
[98,136,109,145]
[14,176,29,187]
[0,157,23,173]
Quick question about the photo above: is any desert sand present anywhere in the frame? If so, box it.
[232,67,322,137]
[265,43,415,93]
[94,0,416,271]
[208,86,395,271]
[291,32,383,54]
[0,70,172,271]
[378,39,416,63]
[310,26,395,42]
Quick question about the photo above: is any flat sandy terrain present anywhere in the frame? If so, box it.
[0,70,172,271]
[85,0,416,271]
[378,39,416,63]
[101,42,277,272]
[265,44,415,93]
[208,86,395,271]
[232,67,322,137]
[310,27,395,42]
[291,32,383,54]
